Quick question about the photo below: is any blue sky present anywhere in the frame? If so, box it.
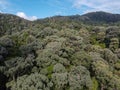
[1,0,120,20]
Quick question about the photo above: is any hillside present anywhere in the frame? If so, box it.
[0,12,120,90]
[0,13,32,37]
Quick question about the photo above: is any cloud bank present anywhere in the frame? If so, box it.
[72,0,120,14]
[16,12,37,21]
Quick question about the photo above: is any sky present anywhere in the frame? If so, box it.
[0,0,120,21]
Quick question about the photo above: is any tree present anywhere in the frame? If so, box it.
[109,38,119,51]
[92,60,120,90]
[5,56,34,80]
[68,66,92,90]
[103,49,118,64]
[0,36,14,47]
[70,51,92,68]
[7,73,53,90]
[51,72,68,90]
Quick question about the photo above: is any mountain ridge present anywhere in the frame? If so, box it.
[1,11,120,23]
[83,11,120,23]
[35,11,120,24]
[1,11,120,36]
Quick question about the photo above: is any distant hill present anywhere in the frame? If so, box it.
[1,11,120,28]
[83,11,120,23]
[35,11,120,25]
[0,11,116,27]
[1,11,120,36]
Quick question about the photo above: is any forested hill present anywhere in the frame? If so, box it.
[0,13,32,36]
[0,11,120,90]
[83,11,120,23]
[1,11,120,31]
[36,11,120,25]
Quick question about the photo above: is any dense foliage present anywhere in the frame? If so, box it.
[0,11,120,90]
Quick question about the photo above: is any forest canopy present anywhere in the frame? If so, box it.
[0,11,120,90]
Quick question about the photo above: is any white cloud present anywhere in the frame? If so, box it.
[71,0,120,14]
[16,12,37,21]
